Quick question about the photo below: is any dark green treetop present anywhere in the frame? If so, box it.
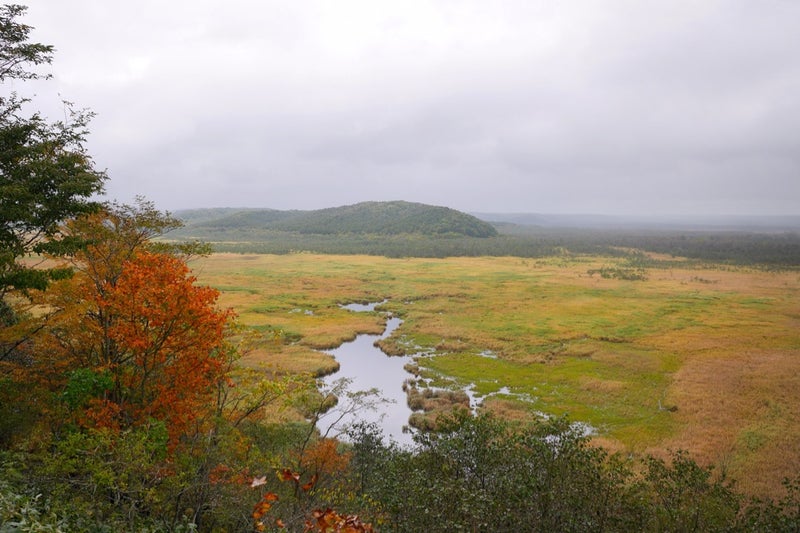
[0,4,106,297]
[0,4,52,81]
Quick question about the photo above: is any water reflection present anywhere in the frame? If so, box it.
[317,313,416,447]
[339,300,387,312]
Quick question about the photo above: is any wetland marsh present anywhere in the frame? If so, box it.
[195,252,800,497]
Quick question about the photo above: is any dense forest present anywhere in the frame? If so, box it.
[2,6,800,532]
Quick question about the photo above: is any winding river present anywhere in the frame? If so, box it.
[317,304,416,446]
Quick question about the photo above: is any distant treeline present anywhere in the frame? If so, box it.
[170,226,800,266]
[501,226,800,267]
[599,230,800,266]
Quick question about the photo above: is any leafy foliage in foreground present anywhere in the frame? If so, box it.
[3,381,800,531]
[345,413,754,533]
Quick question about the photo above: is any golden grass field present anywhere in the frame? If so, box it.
[193,252,800,498]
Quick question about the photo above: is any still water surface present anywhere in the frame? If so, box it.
[318,309,416,447]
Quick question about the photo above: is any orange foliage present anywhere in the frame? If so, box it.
[82,398,122,431]
[97,251,233,439]
[251,472,374,532]
[305,508,374,533]
[42,248,234,443]
[298,438,352,478]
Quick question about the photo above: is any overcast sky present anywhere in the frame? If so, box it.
[16,1,800,215]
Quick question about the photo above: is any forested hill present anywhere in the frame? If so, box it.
[175,201,498,237]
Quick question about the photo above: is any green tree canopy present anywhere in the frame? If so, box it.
[0,4,106,298]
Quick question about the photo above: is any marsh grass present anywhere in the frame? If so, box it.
[196,253,800,497]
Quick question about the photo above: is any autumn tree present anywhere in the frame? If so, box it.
[92,250,231,436]
[38,200,231,441]
[0,198,310,531]
[1,200,244,529]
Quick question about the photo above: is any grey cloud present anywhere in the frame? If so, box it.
[22,0,800,215]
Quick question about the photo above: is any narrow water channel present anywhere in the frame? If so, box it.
[317,306,416,447]
[315,304,595,447]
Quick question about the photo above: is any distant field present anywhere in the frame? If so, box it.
[193,252,800,498]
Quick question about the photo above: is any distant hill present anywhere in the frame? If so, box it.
[176,201,498,238]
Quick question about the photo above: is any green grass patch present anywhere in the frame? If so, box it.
[418,344,678,447]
